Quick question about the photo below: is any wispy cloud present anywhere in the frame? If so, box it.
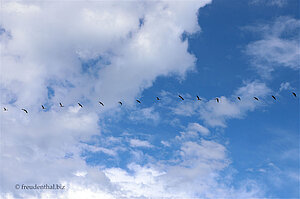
[244,16,300,78]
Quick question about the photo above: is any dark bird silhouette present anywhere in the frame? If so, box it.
[118,101,123,106]
[99,101,104,106]
[292,92,297,97]
[156,97,160,100]
[41,105,45,109]
[197,96,201,101]
[254,97,259,101]
[3,107,7,111]
[59,103,64,107]
[136,100,141,104]
[215,98,219,103]
[237,97,241,101]
[272,95,276,100]
[178,95,184,100]
[22,109,28,113]
[78,103,83,108]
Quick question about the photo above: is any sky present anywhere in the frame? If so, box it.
[0,0,299,198]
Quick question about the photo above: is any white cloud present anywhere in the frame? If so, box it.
[187,122,210,135]
[168,81,271,127]
[250,0,287,7]
[279,82,293,92]
[129,139,153,148]
[245,16,300,78]
[129,106,160,123]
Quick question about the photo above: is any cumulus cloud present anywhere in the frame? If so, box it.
[245,16,300,78]
[0,0,269,198]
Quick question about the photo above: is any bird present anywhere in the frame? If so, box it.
[237,97,241,101]
[41,105,45,109]
[292,92,297,97]
[178,95,184,100]
[197,96,201,101]
[272,95,276,100]
[59,103,64,107]
[78,103,83,108]
[22,109,28,113]
[254,97,259,101]
[136,99,141,104]
[3,107,7,111]
[99,101,104,106]
[156,97,160,100]
[215,98,219,103]
[118,101,123,106]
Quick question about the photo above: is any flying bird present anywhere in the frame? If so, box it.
[254,97,259,101]
[22,109,28,113]
[3,107,7,111]
[78,103,83,108]
[292,92,297,97]
[237,97,241,101]
[215,98,219,103]
[156,97,160,100]
[178,95,184,100]
[272,95,276,100]
[197,96,201,101]
[99,101,104,106]
[59,103,64,107]
[41,105,45,109]
[118,101,123,106]
[136,100,141,104]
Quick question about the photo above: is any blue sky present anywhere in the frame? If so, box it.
[0,0,299,198]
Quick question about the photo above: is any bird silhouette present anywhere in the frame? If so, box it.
[22,109,28,113]
[156,97,160,100]
[136,100,141,104]
[215,98,219,103]
[3,107,7,111]
[197,96,201,101]
[78,103,83,108]
[237,97,241,101]
[41,105,45,109]
[178,95,184,100]
[254,97,259,101]
[292,92,297,97]
[272,95,276,100]
[99,101,104,106]
[119,101,123,106]
[59,103,64,107]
